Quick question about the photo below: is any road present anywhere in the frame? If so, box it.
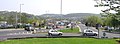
[78,24,120,38]
[0,33,82,40]
[0,28,82,40]
[0,28,51,36]
[0,24,119,40]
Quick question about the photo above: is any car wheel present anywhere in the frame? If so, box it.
[49,33,52,36]
[59,33,62,36]
[94,34,97,36]
[83,33,87,36]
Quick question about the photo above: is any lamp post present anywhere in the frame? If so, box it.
[20,4,24,24]
[60,0,62,15]
[19,4,24,28]
[15,12,18,29]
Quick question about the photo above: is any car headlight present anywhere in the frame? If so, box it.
[96,33,98,34]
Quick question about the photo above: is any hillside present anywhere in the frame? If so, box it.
[0,11,36,24]
[40,14,63,18]
[40,13,100,20]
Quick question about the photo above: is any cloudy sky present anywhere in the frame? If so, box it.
[0,0,104,15]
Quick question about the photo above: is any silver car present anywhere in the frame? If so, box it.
[48,29,63,36]
[83,29,98,36]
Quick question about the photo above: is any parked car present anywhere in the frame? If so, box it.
[0,24,14,29]
[48,29,63,36]
[24,24,34,31]
[46,26,53,29]
[105,26,114,30]
[83,29,98,36]
[0,24,8,29]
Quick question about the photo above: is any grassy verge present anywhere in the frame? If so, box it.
[0,38,117,44]
[58,27,79,33]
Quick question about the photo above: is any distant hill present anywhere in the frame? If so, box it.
[64,13,100,17]
[0,11,36,24]
[0,11,34,18]
[64,13,100,19]
[0,11,101,23]
[40,13,100,20]
[40,14,63,18]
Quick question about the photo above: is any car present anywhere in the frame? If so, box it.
[83,29,98,36]
[48,29,63,36]
[46,26,53,29]
[0,24,8,29]
[24,24,34,31]
[104,26,114,30]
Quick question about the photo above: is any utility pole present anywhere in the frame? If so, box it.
[15,12,18,29]
[20,4,24,24]
[60,0,62,15]
[19,4,24,28]
[96,23,100,38]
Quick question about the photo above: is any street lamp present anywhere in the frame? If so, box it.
[15,11,18,29]
[19,4,24,28]
[60,0,62,15]
[20,4,24,24]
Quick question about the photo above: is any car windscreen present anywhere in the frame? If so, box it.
[51,30,58,32]
[86,30,93,32]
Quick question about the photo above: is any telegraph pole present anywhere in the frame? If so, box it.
[60,0,62,15]
[20,4,24,24]
[15,12,18,29]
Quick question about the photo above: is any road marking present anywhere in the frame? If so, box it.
[77,25,82,32]
[7,32,32,35]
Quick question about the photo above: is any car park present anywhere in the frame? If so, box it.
[83,29,98,36]
[48,29,63,36]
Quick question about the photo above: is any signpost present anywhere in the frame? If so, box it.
[96,23,100,38]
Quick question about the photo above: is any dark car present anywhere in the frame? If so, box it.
[24,24,34,31]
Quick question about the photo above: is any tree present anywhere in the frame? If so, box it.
[7,15,16,24]
[94,0,120,27]
[21,13,29,23]
[0,16,4,21]
[85,16,102,26]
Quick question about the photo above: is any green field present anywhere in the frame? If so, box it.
[59,27,79,33]
[0,38,117,44]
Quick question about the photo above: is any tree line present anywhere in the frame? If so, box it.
[0,11,45,24]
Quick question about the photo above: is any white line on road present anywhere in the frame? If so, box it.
[77,25,81,32]
[7,32,32,35]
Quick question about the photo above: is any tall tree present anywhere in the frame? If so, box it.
[94,0,120,27]
[85,16,102,26]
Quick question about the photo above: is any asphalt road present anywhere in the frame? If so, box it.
[78,24,120,38]
[0,24,119,40]
[0,33,82,40]
[0,28,50,36]
[0,28,82,40]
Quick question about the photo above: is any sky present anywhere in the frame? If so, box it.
[0,0,105,15]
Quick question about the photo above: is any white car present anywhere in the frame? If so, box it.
[83,29,98,36]
[48,29,63,36]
